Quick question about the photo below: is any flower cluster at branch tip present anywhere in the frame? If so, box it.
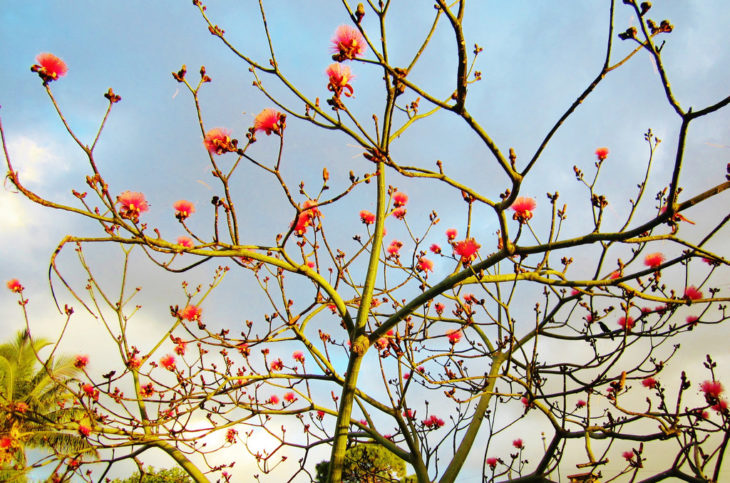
[268,395,280,405]
[684,286,703,300]
[331,25,367,61]
[511,197,536,223]
[391,207,406,219]
[284,392,296,403]
[116,191,149,222]
[293,351,305,363]
[486,457,498,469]
[642,377,657,389]
[74,355,89,369]
[701,380,724,399]
[225,428,238,444]
[434,302,445,315]
[595,147,609,161]
[180,305,202,321]
[576,399,586,408]
[293,200,321,235]
[417,257,433,272]
[140,383,154,397]
[177,236,194,248]
[387,240,403,256]
[254,108,285,136]
[173,200,195,220]
[270,359,284,371]
[174,341,187,355]
[422,415,445,429]
[429,243,441,254]
[6,279,23,293]
[512,439,524,449]
[453,238,481,264]
[203,128,235,155]
[618,316,635,330]
[446,329,462,344]
[78,425,91,437]
[392,191,408,207]
[643,252,665,269]
[446,228,458,240]
[160,354,176,371]
[32,53,68,83]
[622,450,633,461]
[359,210,375,225]
[326,63,354,98]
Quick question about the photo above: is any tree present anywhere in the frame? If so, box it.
[315,443,413,483]
[0,330,91,480]
[109,467,193,483]
[2,1,730,482]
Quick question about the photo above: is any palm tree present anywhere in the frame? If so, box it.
[0,330,92,480]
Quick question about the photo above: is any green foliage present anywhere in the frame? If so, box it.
[315,443,414,483]
[108,466,194,483]
[0,331,90,471]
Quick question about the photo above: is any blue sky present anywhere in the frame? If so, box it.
[2,1,730,481]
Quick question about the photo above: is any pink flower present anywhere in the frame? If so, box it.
[203,128,233,155]
[392,191,408,207]
[0,437,12,449]
[434,302,445,315]
[622,450,633,461]
[644,252,665,269]
[177,236,194,248]
[283,391,296,403]
[595,147,609,161]
[316,410,325,420]
[684,286,703,301]
[446,329,462,344]
[78,425,91,437]
[268,395,280,405]
[686,315,699,327]
[237,343,250,356]
[127,356,141,369]
[453,238,481,264]
[331,25,367,61]
[117,191,149,221]
[391,207,407,219]
[712,399,728,413]
[422,415,445,429]
[173,200,195,220]
[374,337,389,350]
[292,200,320,235]
[225,428,238,444]
[293,351,305,363]
[511,197,536,223]
[701,380,724,399]
[430,243,441,254]
[180,305,202,321]
[618,316,635,330]
[270,358,284,371]
[642,377,657,389]
[512,439,524,449]
[13,402,28,414]
[609,270,621,280]
[74,355,89,369]
[417,257,434,272]
[33,53,68,82]
[254,108,284,136]
[360,210,376,225]
[576,399,586,408]
[403,409,415,419]
[140,383,154,397]
[387,240,403,256]
[326,63,354,97]
[160,354,176,371]
[486,457,498,469]
[174,341,187,356]
[445,228,458,240]
[6,279,23,293]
